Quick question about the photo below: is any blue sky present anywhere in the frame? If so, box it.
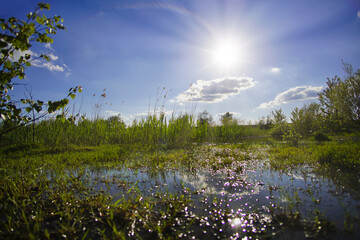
[2,0,360,124]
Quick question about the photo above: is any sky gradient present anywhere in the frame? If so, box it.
[2,0,360,124]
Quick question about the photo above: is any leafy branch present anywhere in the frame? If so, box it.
[0,3,81,135]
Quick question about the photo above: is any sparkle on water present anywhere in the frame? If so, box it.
[76,144,360,239]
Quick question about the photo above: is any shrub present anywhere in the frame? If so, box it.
[314,132,331,142]
[270,124,290,140]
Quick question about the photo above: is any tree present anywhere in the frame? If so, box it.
[271,108,287,125]
[196,110,213,141]
[290,103,320,136]
[318,62,360,132]
[257,115,273,130]
[269,108,289,139]
[220,112,237,126]
[197,110,213,126]
[0,3,81,135]
[107,114,126,128]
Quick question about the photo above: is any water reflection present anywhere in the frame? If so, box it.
[84,159,360,239]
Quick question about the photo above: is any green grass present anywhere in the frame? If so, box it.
[0,141,269,239]
[267,141,360,171]
[0,114,267,148]
[0,144,197,239]
[1,117,360,239]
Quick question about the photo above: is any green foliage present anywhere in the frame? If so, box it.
[314,132,330,142]
[257,115,273,130]
[1,136,359,239]
[291,103,321,136]
[220,112,237,126]
[269,108,290,140]
[167,114,195,148]
[282,128,302,146]
[1,112,269,148]
[214,112,267,142]
[268,141,360,172]
[269,123,290,140]
[271,108,287,125]
[195,110,213,141]
[267,145,307,170]
[315,143,360,169]
[0,3,81,135]
[318,62,360,132]
[217,112,239,141]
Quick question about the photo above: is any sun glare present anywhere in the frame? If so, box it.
[210,37,241,71]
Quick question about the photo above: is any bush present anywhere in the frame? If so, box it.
[315,143,360,169]
[270,124,290,140]
[314,132,331,142]
[282,129,302,147]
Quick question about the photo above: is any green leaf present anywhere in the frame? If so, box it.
[0,22,6,30]
[25,62,31,67]
[70,93,76,100]
[18,72,25,79]
[38,3,51,10]
[4,61,12,69]
[36,16,45,25]
[35,105,42,112]
[40,54,50,61]
[26,107,32,113]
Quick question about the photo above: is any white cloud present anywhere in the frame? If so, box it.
[10,45,70,76]
[259,85,323,108]
[63,64,71,77]
[48,52,59,61]
[357,10,360,18]
[42,62,64,71]
[271,67,281,73]
[173,76,256,103]
[30,56,65,72]
[45,43,55,51]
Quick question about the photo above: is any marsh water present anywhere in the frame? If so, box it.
[82,157,360,239]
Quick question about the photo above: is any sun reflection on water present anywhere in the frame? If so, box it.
[231,217,242,227]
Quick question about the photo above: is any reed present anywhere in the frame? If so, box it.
[1,113,268,148]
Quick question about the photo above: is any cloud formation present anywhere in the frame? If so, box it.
[259,85,323,108]
[358,10,360,18]
[271,67,280,73]
[11,46,69,76]
[174,76,256,103]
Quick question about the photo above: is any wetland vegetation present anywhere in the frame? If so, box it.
[1,2,360,240]
[1,116,360,239]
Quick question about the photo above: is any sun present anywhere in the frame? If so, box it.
[210,37,240,70]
